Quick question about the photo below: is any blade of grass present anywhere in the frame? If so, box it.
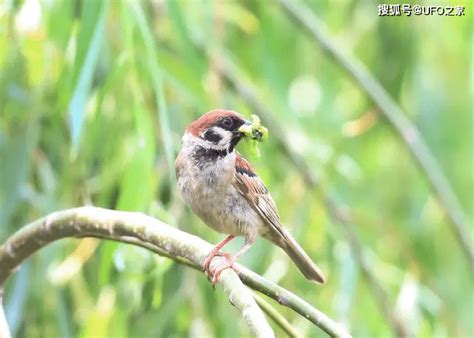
[166,0,205,75]
[0,287,9,338]
[253,293,302,338]
[68,0,109,157]
[4,262,30,337]
[56,289,73,338]
[128,0,175,190]
[0,118,39,233]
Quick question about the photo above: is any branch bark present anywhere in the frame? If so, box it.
[279,0,473,266]
[0,207,349,338]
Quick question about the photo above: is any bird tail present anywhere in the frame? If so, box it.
[274,228,326,284]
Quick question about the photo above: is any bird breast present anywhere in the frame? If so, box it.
[176,148,262,240]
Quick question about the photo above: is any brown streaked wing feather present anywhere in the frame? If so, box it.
[234,154,288,241]
[235,154,326,283]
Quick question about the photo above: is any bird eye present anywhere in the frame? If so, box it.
[222,117,233,128]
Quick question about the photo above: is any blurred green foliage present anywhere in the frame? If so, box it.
[0,0,472,337]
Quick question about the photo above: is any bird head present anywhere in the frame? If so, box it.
[186,109,251,153]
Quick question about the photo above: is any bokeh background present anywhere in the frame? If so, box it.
[0,0,472,337]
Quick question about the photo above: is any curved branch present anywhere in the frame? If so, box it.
[0,207,349,337]
[88,233,350,337]
[279,0,473,266]
[0,207,272,338]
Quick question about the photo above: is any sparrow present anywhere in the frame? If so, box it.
[175,109,326,284]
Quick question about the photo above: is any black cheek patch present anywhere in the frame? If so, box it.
[204,130,222,144]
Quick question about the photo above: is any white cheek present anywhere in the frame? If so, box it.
[217,132,232,147]
[210,126,232,147]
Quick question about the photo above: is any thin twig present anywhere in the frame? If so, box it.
[213,46,410,338]
[238,267,350,338]
[279,0,473,266]
[253,293,302,338]
[0,207,349,337]
[324,199,410,338]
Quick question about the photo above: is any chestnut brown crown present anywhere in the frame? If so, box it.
[186,110,248,152]
[187,110,246,136]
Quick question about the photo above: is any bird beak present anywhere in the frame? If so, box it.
[238,120,253,135]
[238,115,268,142]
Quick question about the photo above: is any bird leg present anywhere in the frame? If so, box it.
[209,240,253,286]
[203,235,236,275]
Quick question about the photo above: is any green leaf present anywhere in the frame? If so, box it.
[128,0,175,191]
[5,262,31,337]
[68,0,109,156]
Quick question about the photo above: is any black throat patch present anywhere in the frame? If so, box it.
[228,133,243,153]
[192,145,229,166]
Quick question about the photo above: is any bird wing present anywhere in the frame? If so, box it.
[233,153,289,242]
[233,153,326,283]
